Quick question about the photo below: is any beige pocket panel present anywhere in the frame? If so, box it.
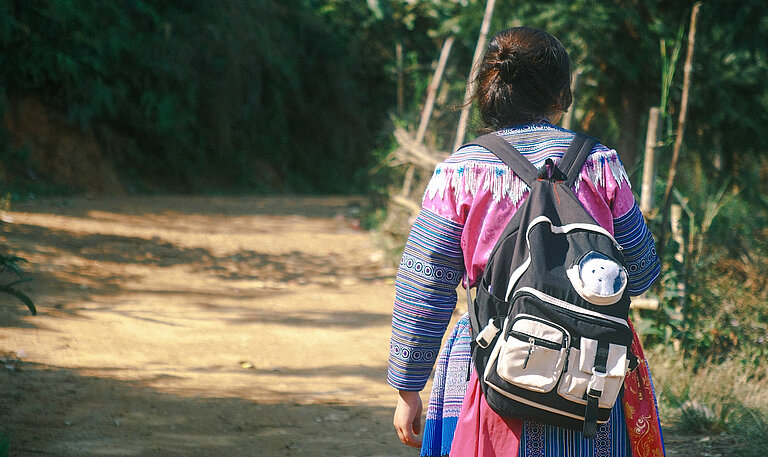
[558,337,629,408]
[496,316,568,393]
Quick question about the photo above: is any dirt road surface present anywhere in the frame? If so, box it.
[0,195,731,457]
[0,196,453,457]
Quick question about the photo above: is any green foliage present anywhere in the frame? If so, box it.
[736,408,768,457]
[671,397,734,435]
[667,390,768,456]
[587,1,768,369]
[0,195,35,316]
[637,159,768,367]
[0,0,400,194]
[0,252,35,316]
[686,1,768,190]
[0,0,765,197]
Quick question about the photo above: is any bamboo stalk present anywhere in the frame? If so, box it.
[670,203,687,306]
[400,36,455,198]
[416,36,454,144]
[640,107,661,214]
[658,2,702,260]
[396,41,404,116]
[452,0,496,152]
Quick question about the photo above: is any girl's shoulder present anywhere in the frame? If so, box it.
[425,124,629,205]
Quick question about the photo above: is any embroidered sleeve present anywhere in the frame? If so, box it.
[614,202,661,295]
[387,207,465,391]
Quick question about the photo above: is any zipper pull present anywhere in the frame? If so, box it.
[523,337,535,369]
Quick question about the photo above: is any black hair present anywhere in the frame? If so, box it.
[475,27,572,129]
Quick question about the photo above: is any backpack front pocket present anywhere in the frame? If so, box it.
[495,315,569,393]
[557,337,629,408]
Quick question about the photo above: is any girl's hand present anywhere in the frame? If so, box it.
[393,390,423,447]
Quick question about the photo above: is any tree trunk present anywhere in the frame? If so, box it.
[452,0,496,152]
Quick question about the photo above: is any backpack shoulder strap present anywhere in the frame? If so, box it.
[465,133,539,186]
[558,134,598,187]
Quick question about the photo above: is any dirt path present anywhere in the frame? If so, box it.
[0,195,731,457]
[0,195,447,457]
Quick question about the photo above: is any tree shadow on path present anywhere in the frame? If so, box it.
[0,362,410,457]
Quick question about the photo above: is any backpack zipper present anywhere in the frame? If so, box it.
[523,338,536,369]
[514,287,630,330]
[509,330,564,351]
[507,313,571,348]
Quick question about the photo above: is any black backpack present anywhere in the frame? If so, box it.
[465,133,635,438]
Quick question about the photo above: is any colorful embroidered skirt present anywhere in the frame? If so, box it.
[422,315,473,456]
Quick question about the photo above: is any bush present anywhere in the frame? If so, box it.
[637,169,768,369]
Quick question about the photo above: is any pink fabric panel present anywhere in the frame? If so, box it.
[460,189,521,287]
[422,167,523,287]
[609,175,637,219]
[449,370,522,457]
[590,154,636,219]
[573,171,615,235]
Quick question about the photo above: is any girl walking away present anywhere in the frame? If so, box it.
[388,27,665,457]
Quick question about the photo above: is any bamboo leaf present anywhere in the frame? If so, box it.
[2,286,36,316]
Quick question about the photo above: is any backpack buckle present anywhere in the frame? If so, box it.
[476,318,501,348]
[587,370,608,398]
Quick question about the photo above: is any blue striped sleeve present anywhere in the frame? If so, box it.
[614,203,661,295]
[388,208,465,391]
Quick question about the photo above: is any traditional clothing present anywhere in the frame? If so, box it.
[387,123,664,457]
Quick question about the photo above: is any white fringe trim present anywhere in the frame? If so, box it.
[574,149,631,194]
[424,150,629,204]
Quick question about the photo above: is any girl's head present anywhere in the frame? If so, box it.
[475,27,572,129]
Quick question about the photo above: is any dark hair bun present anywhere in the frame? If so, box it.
[475,27,572,128]
[497,54,519,83]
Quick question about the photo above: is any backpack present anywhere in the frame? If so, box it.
[464,133,635,438]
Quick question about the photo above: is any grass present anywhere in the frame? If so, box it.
[648,347,768,455]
